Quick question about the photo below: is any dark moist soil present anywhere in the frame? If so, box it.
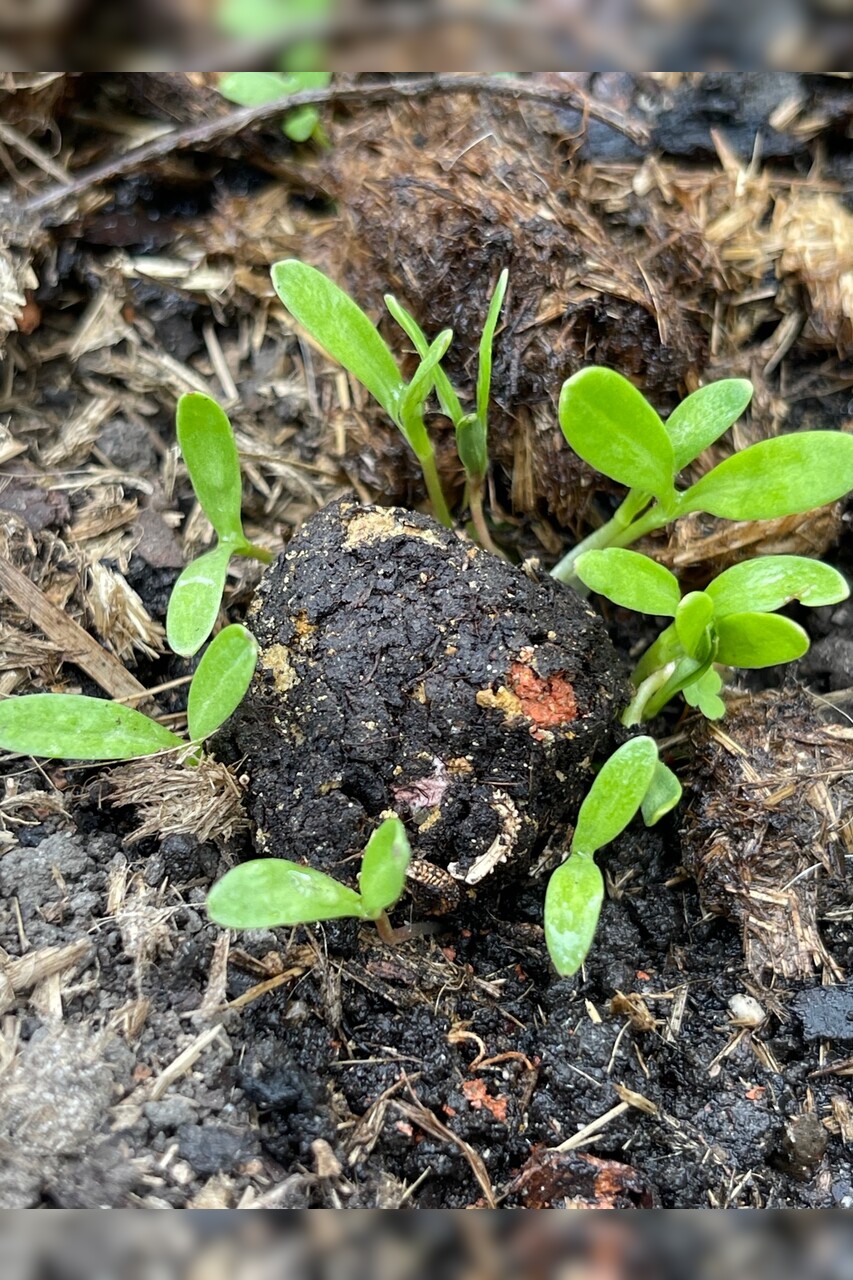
[1,72,853,1209]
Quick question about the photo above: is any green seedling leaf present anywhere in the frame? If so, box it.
[641,759,682,826]
[384,295,464,424]
[631,620,683,687]
[476,267,508,428]
[456,412,488,481]
[218,70,330,143]
[574,548,681,616]
[272,260,404,418]
[682,668,726,719]
[674,591,715,659]
[559,368,675,503]
[714,612,810,668]
[681,431,853,521]
[0,693,183,760]
[176,393,245,544]
[544,852,604,976]
[187,623,259,743]
[572,735,659,857]
[358,816,412,919]
[706,555,849,618]
[398,329,454,446]
[665,378,753,471]
[166,543,232,658]
[207,858,366,929]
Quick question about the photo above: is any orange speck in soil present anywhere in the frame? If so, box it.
[636,970,651,981]
[508,662,577,728]
[462,1078,508,1123]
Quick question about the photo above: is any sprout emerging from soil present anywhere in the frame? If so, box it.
[574,551,850,724]
[207,815,413,944]
[167,393,272,658]
[544,736,680,976]
[552,367,853,584]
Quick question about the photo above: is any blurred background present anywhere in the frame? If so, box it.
[0,0,851,70]
[5,1211,853,1278]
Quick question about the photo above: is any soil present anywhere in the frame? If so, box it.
[1,72,853,1210]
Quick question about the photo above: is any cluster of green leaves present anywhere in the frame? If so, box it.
[271,259,508,537]
[217,70,332,145]
[0,397,265,764]
[552,369,853,584]
[545,736,680,975]
[167,394,272,658]
[576,550,849,724]
[207,815,412,933]
[0,623,258,762]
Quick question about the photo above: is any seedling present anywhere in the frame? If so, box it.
[272,259,456,527]
[552,369,853,585]
[217,70,332,144]
[385,269,508,554]
[206,814,412,943]
[574,550,849,724]
[168,394,272,657]
[0,624,258,761]
[545,736,681,976]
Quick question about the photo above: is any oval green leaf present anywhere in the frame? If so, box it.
[558,368,675,502]
[665,378,753,471]
[572,735,659,857]
[574,548,681,616]
[681,431,853,521]
[641,759,682,826]
[0,693,183,760]
[166,543,232,657]
[544,852,604,976]
[176,393,245,543]
[706,555,849,619]
[272,260,404,418]
[674,591,715,659]
[187,623,259,743]
[358,816,412,919]
[715,612,810,668]
[207,858,366,929]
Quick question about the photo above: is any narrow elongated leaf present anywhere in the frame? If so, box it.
[715,613,810,668]
[0,693,183,760]
[544,852,604,976]
[358,816,412,918]
[559,368,675,502]
[641,760,682,826]
[166,543,232,657]
[681,431,853,520]
[398,329,454,439]
[176,394,245,543]
[665,378,753,470]
[674,591,715,659]
[575,548,681,616]
[572,735,659,857]
[272,260,404,417]
[207,859,366,929]
[384,295,464,423]
[476,267,508,427]
[706,555,849,618]
[187,623,259,742]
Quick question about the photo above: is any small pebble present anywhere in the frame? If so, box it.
[728,993,766,1026]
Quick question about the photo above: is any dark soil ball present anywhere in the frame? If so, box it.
[226,499,627,909]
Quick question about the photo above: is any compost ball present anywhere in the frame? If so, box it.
[228,500,626,906]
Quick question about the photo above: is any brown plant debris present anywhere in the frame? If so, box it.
[682,688,853,980]
[106,756,249,846]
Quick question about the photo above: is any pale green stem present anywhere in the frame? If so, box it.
[234,542,274,565]
[418,447,453,528]
[621,662,678,727]
[550,488,654,584]
[467,477,507,559]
